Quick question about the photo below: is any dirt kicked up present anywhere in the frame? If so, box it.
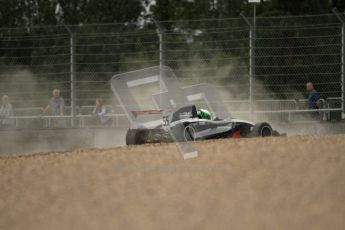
[1,134,345,230]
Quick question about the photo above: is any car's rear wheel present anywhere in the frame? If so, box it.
[251,122,273,137]
[126,129,148,145]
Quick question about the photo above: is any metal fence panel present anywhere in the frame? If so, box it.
[1,14,344,128]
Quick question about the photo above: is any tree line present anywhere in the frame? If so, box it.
[0,0,344,27]
[1,0,345,107]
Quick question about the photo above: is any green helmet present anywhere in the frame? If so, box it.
[197,109,211,120]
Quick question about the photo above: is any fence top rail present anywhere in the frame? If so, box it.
[326,97,342,100]
[256,99,297,102]
[255,108,343,113]
[8,114,127,119]
[6,108,343,120]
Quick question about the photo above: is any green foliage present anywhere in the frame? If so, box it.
[0,0,344,106]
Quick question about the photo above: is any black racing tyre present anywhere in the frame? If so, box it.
[272,130,281,136]
[126,129,136,145]
[239,124,252,137]
[170,123,187,142]
[184,125,196,141]
[251,122,273,137]
[125,129,148,145]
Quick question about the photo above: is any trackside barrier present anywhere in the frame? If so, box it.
[79,105,116,127]
[223,100,251,120]
[5,114,128,129]
[12,106,81,128]
[326,97,343,120]
[2,99,344,130]
[5,109,342,130]
[13,107,45,128]
[295,99,327,121]
[255,100,297,122]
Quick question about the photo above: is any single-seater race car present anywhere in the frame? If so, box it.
[126,104,282,145]
[111,65,284,146]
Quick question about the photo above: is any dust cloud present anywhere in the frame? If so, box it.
[173,58,333,133]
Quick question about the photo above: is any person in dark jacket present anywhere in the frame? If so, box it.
[306,82,321,109]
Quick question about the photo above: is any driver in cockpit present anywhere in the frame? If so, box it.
[196,109,211,120]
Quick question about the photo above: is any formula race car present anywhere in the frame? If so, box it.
[110,66,284,146]
[126,104,282,145]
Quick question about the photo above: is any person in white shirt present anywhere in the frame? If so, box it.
[92,98,111,125]
[0,95,15,128]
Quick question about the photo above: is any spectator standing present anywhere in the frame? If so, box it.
[92,98,111,125]
[0,95,15,128]
[306,82,321,109]
[42,89,65,116]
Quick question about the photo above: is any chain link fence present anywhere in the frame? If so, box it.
[255,14,342,100]
[0,13,344,128]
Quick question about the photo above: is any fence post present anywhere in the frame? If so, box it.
[152,18,164,92]
[240,13,256,119]
[61,23,77,127]
[333,8,345,114]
